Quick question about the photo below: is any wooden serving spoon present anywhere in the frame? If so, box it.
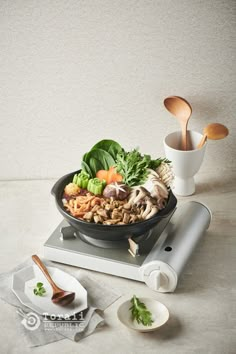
[164,96,192,151]
[197,123,229,149]
[32,255,75,306]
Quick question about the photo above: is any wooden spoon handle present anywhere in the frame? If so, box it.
[181,122,187,151]
[32,255,61,292]
[197,134,207,149]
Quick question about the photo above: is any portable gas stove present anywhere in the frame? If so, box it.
[44,201,211,292]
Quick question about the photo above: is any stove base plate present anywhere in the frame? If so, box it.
[44,215,173,280]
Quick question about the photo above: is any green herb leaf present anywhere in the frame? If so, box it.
[116,149,151,187]
[33,282,46,297]
[129,295,154,326]
[149,157,171,170]
[116,149,171,187]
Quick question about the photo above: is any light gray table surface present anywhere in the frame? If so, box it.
[0,172,235,354]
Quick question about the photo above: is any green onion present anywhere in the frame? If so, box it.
[87,178,106,195]
[73,171,90,189]
[72,174,78,184]
[77,171,90,189]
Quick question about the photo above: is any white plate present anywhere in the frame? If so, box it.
[117,297,169,332]
[12,265,87,318]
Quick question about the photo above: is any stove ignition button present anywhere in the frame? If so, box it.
[147,270,169,291]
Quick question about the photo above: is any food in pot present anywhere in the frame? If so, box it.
[62,139,174,225]
[64,183,80,197]
[103,182,130,200]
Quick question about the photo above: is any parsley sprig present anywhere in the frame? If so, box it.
[33,282,46,296]
[116,148,171,187]
[129,295,154,326]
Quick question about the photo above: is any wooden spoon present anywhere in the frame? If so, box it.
[32,255,75,306]
[197,123,229,149]
[164,96,192,150]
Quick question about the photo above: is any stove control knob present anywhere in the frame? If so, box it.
[146,270,169,291]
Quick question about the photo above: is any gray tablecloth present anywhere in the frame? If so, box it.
[0,258,122,347]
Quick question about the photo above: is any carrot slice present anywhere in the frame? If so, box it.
[107,166,116,184]
[96,169,108,182]
[111,173,123,183]
[96,166,123,184]
[108,166,123,184]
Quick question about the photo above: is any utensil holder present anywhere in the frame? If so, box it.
[164,130,207,196]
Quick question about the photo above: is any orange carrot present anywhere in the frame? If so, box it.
[96,169,108,181]
[107,166,116,184]
[111,173,123,183]
[96,166,123,185]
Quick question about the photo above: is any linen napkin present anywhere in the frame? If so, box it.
[0,258,122,347]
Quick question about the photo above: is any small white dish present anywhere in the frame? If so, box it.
[117,297,169,332]
[12,265,87,318]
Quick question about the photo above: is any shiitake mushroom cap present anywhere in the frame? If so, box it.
[103,182,130,200]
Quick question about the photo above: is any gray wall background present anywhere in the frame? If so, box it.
[0,0,235,180]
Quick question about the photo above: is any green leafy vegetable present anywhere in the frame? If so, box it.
[116,149,150,186]
[80,139,171,185]
[83,148,115,177]
[81,161,93,177]
[116,149,171,187]
[91,139,123,160]
[129,295,153,326]
[33,282,46,296]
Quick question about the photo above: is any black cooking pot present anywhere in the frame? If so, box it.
[51,170,177,241]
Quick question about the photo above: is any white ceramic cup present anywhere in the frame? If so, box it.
[164,130,207,196]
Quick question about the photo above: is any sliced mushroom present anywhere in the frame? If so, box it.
[151,183,168,199]
[156,198,167,210]
[91,204,100,213]
[143,170,169,199]
[93,215,103,224]
[156,163,174,188]
[128,186,150,204]
[145,206,159,219]
[97,208,109,219]
[129,214,139,223]
[104,203,112,211]
[123,202,132,210]
[103,219,121,225]
[122,212,130,224]
[111,209,123,220]
[83,211,94,221]
[141,199,154,219]
[138,205,145,216]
